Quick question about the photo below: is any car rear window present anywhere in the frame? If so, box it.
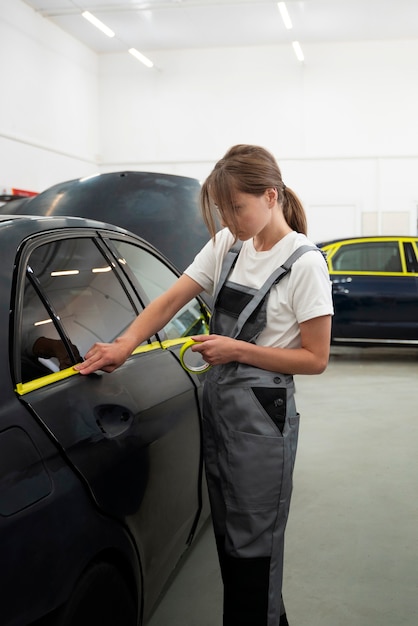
[331,241,402,272]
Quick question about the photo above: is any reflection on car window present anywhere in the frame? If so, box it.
[23,238,139,379]
[332,242,402,272]
[20,280,71,383]
[112,241,208,339]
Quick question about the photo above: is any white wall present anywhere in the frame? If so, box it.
[98,42,418,240]
[0,1,99,191]
[1,1,418,240]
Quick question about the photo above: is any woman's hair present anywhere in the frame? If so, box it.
[201,144,307,238]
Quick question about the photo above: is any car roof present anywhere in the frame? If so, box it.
[0,213,132,238]
[0,214,157,279]
[317,235,417,247]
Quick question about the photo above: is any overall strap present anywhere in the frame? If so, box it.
[212,239,243,305]
[233,245,319,339]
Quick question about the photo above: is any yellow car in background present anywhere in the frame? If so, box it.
[317,236,418,347]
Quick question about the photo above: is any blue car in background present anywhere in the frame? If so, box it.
[318,236,418,347]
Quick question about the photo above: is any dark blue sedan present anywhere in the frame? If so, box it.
[318,236,418,347]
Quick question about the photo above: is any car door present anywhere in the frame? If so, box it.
[327,238,418,343]
[13,229,207,615]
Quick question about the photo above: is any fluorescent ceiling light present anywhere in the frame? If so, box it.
[129,48,154,68]
[292,41,305,62]
[277,2,293,29]
[50,270,80,276]
[92,266,111,273]
[82,11,115,38]
[34,319,52,327]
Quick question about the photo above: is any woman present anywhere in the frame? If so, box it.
[76,144,333,626]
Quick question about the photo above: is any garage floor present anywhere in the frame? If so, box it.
[148,347,418,626]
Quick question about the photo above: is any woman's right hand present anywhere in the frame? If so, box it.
[74,337,134,375]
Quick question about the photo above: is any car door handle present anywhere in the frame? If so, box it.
[332,277,352,294]
[94,404,134,437]
[333,284,350,294]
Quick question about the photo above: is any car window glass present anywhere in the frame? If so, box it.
[20,280,69,383]
[112,240,208,339]
[25,238,140,368]
[332,241,402,272]
[404,242,418,273]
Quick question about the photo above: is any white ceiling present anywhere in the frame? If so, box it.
[23,0,418,56]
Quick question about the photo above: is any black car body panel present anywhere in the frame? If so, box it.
[0,172,210,272]
[318,236,418,347]
[0,215,210,625]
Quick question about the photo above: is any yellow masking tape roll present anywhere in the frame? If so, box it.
[179,339,211,374]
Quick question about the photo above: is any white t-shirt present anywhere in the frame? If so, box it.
[184,228,334,349]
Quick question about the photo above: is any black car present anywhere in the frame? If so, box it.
[318,236,418,347]
[0,214,210,626]
[0,171,210,273]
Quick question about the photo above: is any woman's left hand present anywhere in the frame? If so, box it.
[190,334,238,366]
[192,313,331,375]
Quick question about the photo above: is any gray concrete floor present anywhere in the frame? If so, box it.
[148,347,418,626]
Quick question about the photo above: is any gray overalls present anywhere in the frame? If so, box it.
[202,242,317,626]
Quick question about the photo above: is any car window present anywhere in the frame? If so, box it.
[20,237,141,382]
[404,241,418,273]
[20,280,70,383]
[332,241,402,272]
[112,240,208,339]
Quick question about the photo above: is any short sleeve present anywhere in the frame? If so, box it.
[289,250,334,323]
[184,229,235,296]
